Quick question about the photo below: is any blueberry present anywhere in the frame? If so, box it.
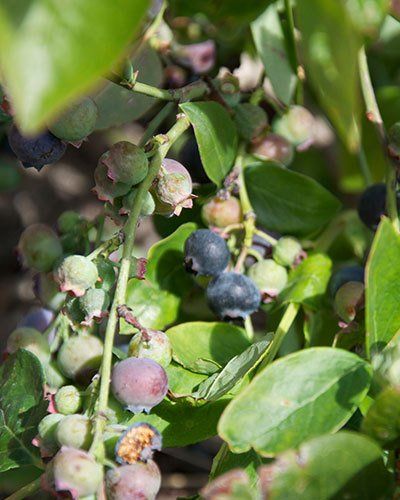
[99,141,149,186]
[7,327,50,364]
[251,133,294,166]
[55,414,92,450]
[18,307,54,332]
[54,255,99,297]
[184,229,230,277]
[18,224,63,272]
[206,272,261,319]
[128,329,172,368]
[106,460,161,500]
[55,385,82,415]
[57,334,103,381]
[202,196,242,228]
[357,183,400,231]
[273,236,302,267]
[201,469,250,500]
[329,265,364,297]
[111,357,168,414]
[8,124,67,170]
[38,413,64,455]
[49,97,98,142]
[334,281,365,323]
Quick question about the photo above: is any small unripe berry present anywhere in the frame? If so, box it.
[52,447,103,497]
[93,163,131,203]
[55,414,92,450]
[7,327,50,364]
[49,97,98,142]
[234,103,268,141]
[121,189,155,217]
[99,141,149,186]
[152,158,193,216]
[18,307,53,332]
[106,460,161,500]
[251,133,294,166]
[38,413,64,454]
[128,330,172,368]
[273,236,302,267]
[57,210,82,234]
[96,257,116,292]
[57,334,103,380]
[388,122,400,159]
[55,385,82,415]
[54,255,98,297]
[207,272,261,320]
[176,40,216,74]
[44,360,67,389]
[111,357,168,414]
[248,259,288,298]
[115,423,162,465]
[202,197,242,228]
[334,281,365,323]
[273,105,314,146]
[8,125,67,170]
[34,272,66,310]
[78,287,109,324]
[329,265,364,298]
[184,229,230,277]
[18,224,63,272]
[357,183,400,231]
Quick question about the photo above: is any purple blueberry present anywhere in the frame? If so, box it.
[8,124,67,170]
[357,183,400,231]
[111,357,168,414]
[18,307,54,332]
[106,460,161,500]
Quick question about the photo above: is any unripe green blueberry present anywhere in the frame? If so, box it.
[54,255,98,297]
[273,105,314,146]
[49,97,98,142]
[55,385,82,415]
[388,122,400,159]
[55,414,92,450]
[78,287,109,324]
[234,103,268,141]
[152,158,193,216]
[18,224,63,272]
[57,334,103,380]
[334,281,365,323]
[248,259,288,298]
[121,189,155,216]
[128,330,172,368]
[34,272,66,311]
[96,257,116,292]
[99,141,149,186]
[57,210,82,234]
[53,447,103,497]
[38,413,64,454]
[7,327,50,364]
[106,460,161,500]
[44,360,68,389]
[93,162,131,203]
[202,197,242,228]
[273,236,302,267]
[251,133,294,166]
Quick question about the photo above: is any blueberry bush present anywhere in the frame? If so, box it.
[1,0,400,498]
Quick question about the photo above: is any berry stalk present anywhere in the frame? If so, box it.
[358,46,399,230]
[90,114,190,460]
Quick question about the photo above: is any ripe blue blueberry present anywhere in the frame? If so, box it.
[206,272,261,319]
[184,229,230,277]
[357,183,400,230]
[8,125,67,170]
[111,357,168,414]
[329,265,364,297]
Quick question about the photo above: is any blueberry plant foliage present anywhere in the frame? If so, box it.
[2,0,400,498]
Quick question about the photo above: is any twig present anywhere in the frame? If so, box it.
[5,477,41,500]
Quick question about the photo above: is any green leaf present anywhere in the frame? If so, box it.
[93,45,163,130]
[123,278,180,332]
[0,0,149,133]
[281,254,332,309]
[167,322,251,375]
[362,386,400,448]
[193,338,271,401]
[245,163,341,237]
[128,398,229,447]
[218,347,372,455]
[251,4,296,105]
[296,0,362,151]
[170,0,269,23]
[345,0,390,38]
[0,350,47,472]
[180,102,238,186]
[146,222,197,295]
[210,444,264,489]
[258,432,394,499]
[366,218,400,356]
[166,363,208,396]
